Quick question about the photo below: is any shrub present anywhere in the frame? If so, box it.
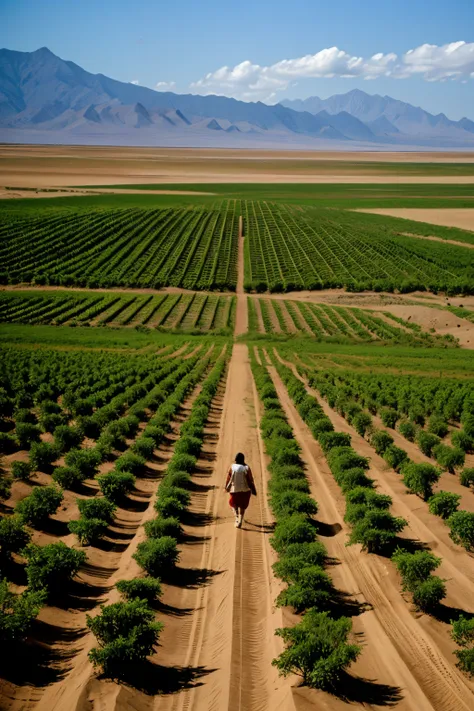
[460,468,474,488]
[0,514,31,558]
[271,490,318,519]
[276,566,333,613]
[380,408,399,428]
[115,452,146,476]
[144,516,182,540]
[447,511,474,550]
[416,431,441,457]
[349,509,406,553]
[53,425,82,453]
[270,514,316,554]
[272,541,327,582]
[116,577,162,602]
[461,413,474,437]
[0,433,17,454]
[11,460,32,480]
[15,422,41,449]
[0,476,12,501]
[77,497,116,522]
[52,465,84,489]
[432,444,465,473]
[87,599,163,676]
[451,431,474,454]
[15,485,63,526]
[69,517,109,545]
[164,470,192,489]
[23,541,86,595]
[412,576,446,612]
[428,491,461,519]
[174,436,202,458]
[346,487,392,510]
[41,412,67,433]
[29,441,58,471]
[14,409,36,424]
[65,448,101,478]
[133,536,179,576]
[131,437,155,460]
[97,471,136,502]
[383,445,409,472]
[451,616,474,647]
[402,462,440,500]
[154,493,187,519]
[167,454,196,473]
[454,648,474,677]
[392,549,442,592]
[428,416,449,438]
[338,467,374,494]
[318,432,351,453]
[310,418,334,438]
[327,447,369,476]
[370,430,394,456]
[398,420,417,442]
[272,610,360,689]
[353,412,373,438]
[0,579,45,642]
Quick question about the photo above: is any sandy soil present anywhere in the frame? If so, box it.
[1,145,474,188]
[358,208,474,232]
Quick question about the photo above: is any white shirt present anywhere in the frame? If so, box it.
[228,463,250,493]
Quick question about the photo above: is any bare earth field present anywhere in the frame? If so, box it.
[359,208,474,232]
[1,145,474,187]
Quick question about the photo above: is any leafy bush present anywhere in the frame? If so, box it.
[157,485,190,509]
[23,541,86,595]
[97,471,136,502]
[167,454,196,473]
[154,493,187,519]
[338,467,374,494]
[380,408,399,428]
[383,445,409,472]
[53,425,82,453]
[270,514,316,554]
[461,413,474,437]
[370,430,394,455]
[346,487,392,510]
[451,431,474,454]
[0,514,31,558]
[428,491,461,519]
[447,511,474,550]
[0,579,45,642]
[392,549,442,591]
[271,490,318,519]
[115,452,146,476]
[272,541,327,582]
[451,616,474,647]
[131,437,155,460]
[65,448,101,478]
[348,509,406,553]
[78,497,116,522]
[15,485,63,526]
[352,412,373,437]
[52,465,84,489]
[87,599,163,676]
[133,536,179,576]
[276,566,333,613]
[0,476,12,501]
[164,470,191,489]
[428,416,449,438]
[0,433,17,454]
[29,441,58,471]
[318,432,351,454]
[15,422,41,449]
[272,610,360,689]
[460,468,474,488]
[116,577,162,602]
[432,444,465,473]
[398,420,417,442]
[15,409,36,424]
[69,517,108,545]
[402,462,440,500]
[416,431,441,457]
[11,460,32,480]
[174,436,202,457]
[412,576,446,612]
[454,648,474,677]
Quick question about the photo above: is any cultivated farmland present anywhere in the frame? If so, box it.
[1,180,474,711]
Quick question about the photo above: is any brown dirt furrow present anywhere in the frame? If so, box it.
[268,361,474,711]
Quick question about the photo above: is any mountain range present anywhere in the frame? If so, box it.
[1,47,473,149]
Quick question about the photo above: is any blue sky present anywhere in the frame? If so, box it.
[2,0,474,119]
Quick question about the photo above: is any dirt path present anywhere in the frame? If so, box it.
[153,343,291,711]
[355,208,474,233]
[234,216,248,337]
[267,359,474,711]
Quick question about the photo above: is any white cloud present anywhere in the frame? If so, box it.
[130,80,140,85]
[155,81,176,91]
[189,41,474,101]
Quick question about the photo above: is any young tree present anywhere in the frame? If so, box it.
[23,541,86,596]
[402,462,440,500]
[11,461,32,481]
[447,511,474,550]
[428,491,461,519]
[0,579,45,642]
[97,471,136,502]
[272,610,361,689]
[15,485,63,527]
[116,577,162,602]
[133,537,179,576]
[349,509,407,553]
[0,514,31,559]
[392,549,442,592]
[68,517,109,546]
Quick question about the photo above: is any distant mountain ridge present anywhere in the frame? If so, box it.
[0,47,473,148]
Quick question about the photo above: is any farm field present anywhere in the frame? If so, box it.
[1,178,474,711]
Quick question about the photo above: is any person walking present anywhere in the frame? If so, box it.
[225,452,257,528]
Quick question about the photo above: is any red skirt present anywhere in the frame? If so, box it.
[229,490,251,510]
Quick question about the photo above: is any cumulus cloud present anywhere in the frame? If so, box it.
[189,41,474,100]
[155,81,176,91]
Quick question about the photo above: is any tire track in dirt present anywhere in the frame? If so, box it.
[268,356,474,711]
